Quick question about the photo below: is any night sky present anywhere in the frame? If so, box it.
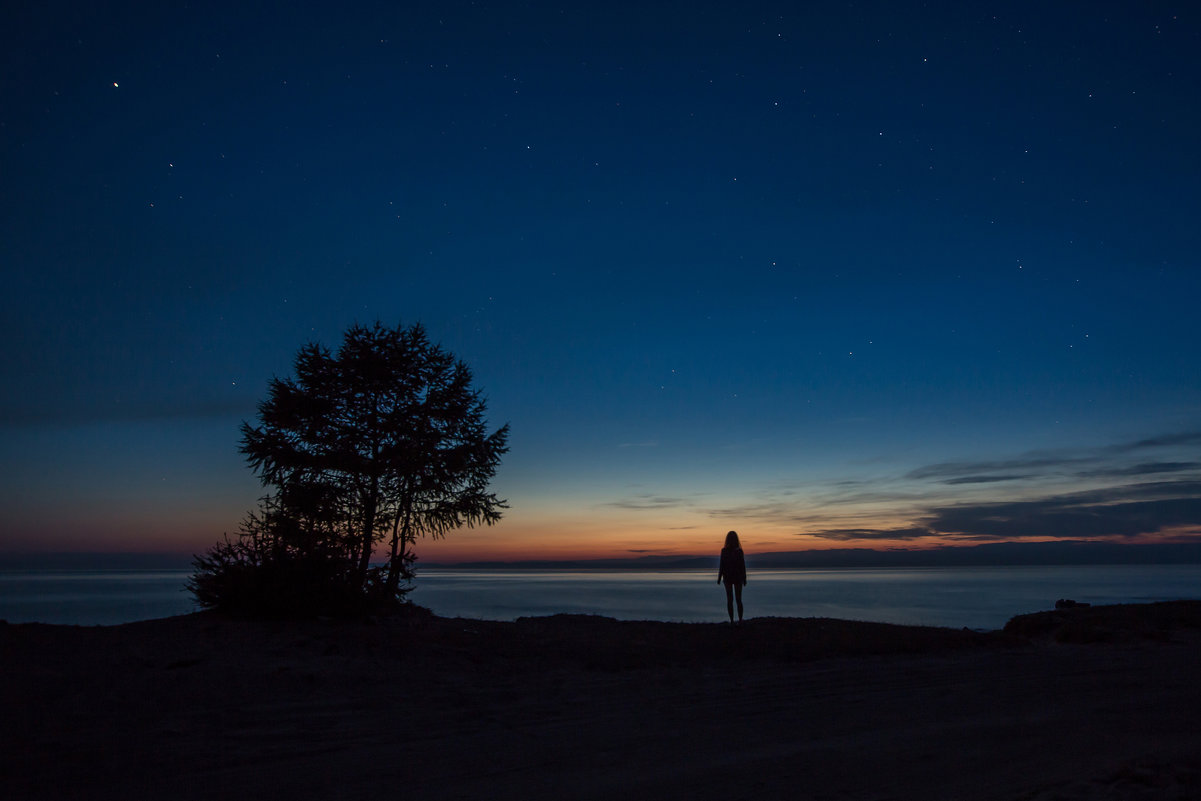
[3,1,1199,563]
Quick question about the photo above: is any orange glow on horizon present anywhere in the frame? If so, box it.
[8,498,1199,564]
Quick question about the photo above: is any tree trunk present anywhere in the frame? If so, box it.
[386,507,402,591]
[385,482,413,596]
[356,475,379,589]
[355,420,382,589]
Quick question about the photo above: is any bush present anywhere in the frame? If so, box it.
[188,535,411,618]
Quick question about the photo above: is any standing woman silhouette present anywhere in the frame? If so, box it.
[717,530,747,623]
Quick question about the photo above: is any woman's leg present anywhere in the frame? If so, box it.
[724,581,734,621]
[733,583,743,621]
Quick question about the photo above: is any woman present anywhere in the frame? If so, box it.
[717,530,747,623]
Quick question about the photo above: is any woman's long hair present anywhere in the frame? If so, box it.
[724,530,741,550]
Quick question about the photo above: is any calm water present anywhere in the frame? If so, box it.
[2,565,1199,629]
[0,570,200,626]
[413,566,1201,630]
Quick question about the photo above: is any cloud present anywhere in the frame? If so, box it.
[1109,431,1201,452]
[704,501,809,523]
[596,429,1201,545]
[941,474,1034,485]
[905,429,1201,486]
[802,527,933,541]
[924,481,1201,540]
[806,487,934,508]
[1051,480,1201,504]
[792,479,1201,544]
[603,494,691,511]
[906,456,1089,482]
[1076,462,1201,479]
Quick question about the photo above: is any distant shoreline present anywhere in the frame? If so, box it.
[428,540,1201,569]
[6,539,1201,572]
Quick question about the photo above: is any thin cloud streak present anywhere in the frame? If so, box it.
[1077,462,1201,478]
[1110,431,1201,452]
[941,474,1035,486]
[905,432,1201,484]
[906,456,1092,482]
[602,495,692,511]
[802,527,933,542]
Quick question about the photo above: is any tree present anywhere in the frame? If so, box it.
[190,321,509,615]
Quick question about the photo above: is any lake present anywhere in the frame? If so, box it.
[2,564,1199,629]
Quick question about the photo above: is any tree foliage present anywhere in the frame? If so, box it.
[190,322,508,616]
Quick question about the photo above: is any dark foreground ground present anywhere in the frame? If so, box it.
[3,602,1201,800]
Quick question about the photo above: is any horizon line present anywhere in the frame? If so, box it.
[5,540,1201,571]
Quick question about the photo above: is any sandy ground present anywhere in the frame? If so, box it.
[3,603,1200,800]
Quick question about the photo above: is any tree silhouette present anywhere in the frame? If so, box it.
[190,322,508,615]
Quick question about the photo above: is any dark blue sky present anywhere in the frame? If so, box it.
[3,1,1199,560]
